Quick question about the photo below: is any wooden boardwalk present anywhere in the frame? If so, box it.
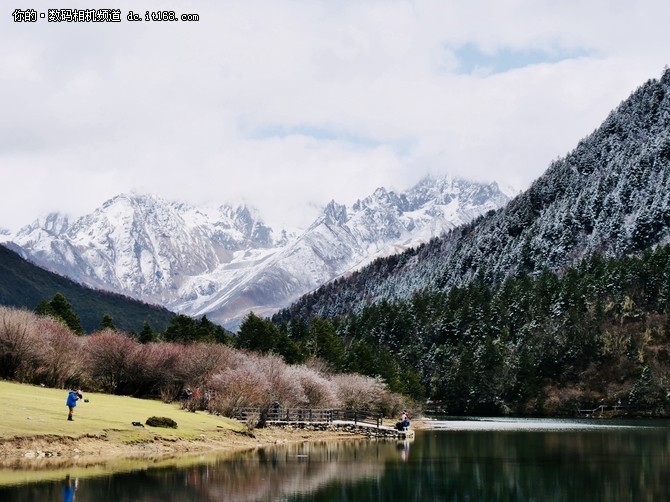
[234,408,415,439]
[328,419,415,439]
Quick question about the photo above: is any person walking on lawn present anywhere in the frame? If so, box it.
[66,388,82,421]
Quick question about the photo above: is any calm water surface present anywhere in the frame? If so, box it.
[2,418,669,501]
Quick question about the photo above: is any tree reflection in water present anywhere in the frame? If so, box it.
[2,421,670,501]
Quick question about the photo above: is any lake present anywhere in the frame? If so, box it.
[1,417,669,501]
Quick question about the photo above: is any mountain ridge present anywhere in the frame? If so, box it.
[275,68,670,323]
[0,243,175,333]
[268,68,670,417]
[4,175,510,328]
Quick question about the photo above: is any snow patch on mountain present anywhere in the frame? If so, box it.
[7,176,509,329]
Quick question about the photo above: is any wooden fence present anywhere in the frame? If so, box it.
[576,403,630,417]
[233,408,384,428]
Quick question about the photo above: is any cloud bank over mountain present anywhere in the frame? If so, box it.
[2,1,669,232]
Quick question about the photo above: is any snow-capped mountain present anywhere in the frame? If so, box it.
[7,176,509,328]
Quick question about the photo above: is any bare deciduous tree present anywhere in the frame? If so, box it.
[34,316,83,388]
[209,352,270,415]
[289,365,339,409]
[331,373,388,411]
[0,307,41,381]
[84,329,138,393]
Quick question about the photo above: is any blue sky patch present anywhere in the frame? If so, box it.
[251,124,377,146]
[454,43,590,75]
[248,124,415,156]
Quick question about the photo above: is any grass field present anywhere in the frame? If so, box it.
[0,380,242,441]
[0,381,255,486]
[0,381,373,488]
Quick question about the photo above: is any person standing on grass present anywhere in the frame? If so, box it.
[66,388,82,421]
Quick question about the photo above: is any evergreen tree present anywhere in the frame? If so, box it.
[275,325,304,364]
[35,292,84,335]
[162,314,199,343]
[309,317,345,370]
[101,313,117,331]
[195,315,217,343]
[236,312,279,353]
[138,321,157,344]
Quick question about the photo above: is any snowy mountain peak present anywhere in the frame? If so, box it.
[323,200,348,226]
[0,227,10,242]
[8,175,510,328]
[16,212,70,237]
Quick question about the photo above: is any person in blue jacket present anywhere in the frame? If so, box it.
[66,388,82,421]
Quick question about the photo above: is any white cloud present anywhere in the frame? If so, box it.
[1,0,669,232]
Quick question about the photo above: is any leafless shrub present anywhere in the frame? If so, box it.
[119,342,181,397]
[33,316,83,388]
[209,353,308,426]
[330,373,389,411]
[209,350,405,421]
[177,343,234,387]
[303,357,334,376]
[376,389,406,417]
[0,307,42,381]
[168,343,236,410]
[209,352,270,416]
[84,329,138,393]
[258,354,307,409]
[289,365,340,409]
[141,343,183,400]
[245,413,259,433]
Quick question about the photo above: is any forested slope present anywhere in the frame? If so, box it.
[0,244,175,333]
[273,68,670,416]
[331,247,670,415]
[277,68,670,323]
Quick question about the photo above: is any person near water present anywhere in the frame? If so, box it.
[401,409,410,430]
[396,409,411,431]
[66,388,82,421]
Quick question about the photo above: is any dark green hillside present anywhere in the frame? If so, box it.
[0,244,174,333]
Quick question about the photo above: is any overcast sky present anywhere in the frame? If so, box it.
[2,0,669,232]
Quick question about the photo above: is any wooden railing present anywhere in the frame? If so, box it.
[331,409,383,428]
[576,403,629,417]
[233,408,384,428]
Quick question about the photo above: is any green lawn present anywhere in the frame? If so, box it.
[0,380,242,441]
[0,381,253,487]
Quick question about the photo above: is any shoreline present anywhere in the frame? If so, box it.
[1,420,427,475]
[1,419,427,470]
[0,426,368,470]
[0,382,426,481]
